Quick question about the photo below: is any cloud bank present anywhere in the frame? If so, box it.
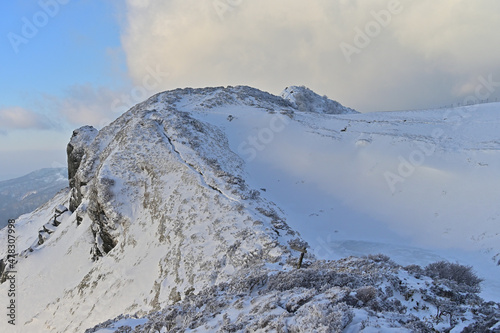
[0,107,53,133]
[41,84,134,129]
[121,0,500,112]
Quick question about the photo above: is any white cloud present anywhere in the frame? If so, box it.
[120,0,500,111]
[2,77,163,139]
[0,107,53,132]
[42,84,132,129]
[392,0,500,70]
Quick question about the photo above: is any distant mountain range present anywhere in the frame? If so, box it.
[0,168,68,228]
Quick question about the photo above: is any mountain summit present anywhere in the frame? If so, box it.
[280,85,358,115]
[1,86,312,332]
[1,85,499,332]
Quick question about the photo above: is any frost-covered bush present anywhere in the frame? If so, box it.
[403,316,434,333]
[404,264,424,277]
[355,286,378,303]
[367,253,392,263]
[291,302,353,333]
[461,302,500,333]
[86,256,500,333]
[424,261,482,289]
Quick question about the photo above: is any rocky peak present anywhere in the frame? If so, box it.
[27,86,311,330]
[280,85,358,114]
[67,125,98,211]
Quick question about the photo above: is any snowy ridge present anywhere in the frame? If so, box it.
[0,85,499,332]
[0,86,307,332]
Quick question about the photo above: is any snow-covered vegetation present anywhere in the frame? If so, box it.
[87,256,499,332]
[0,85,499,332]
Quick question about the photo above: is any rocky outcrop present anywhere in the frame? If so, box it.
[67,126,98,211]
[280,85,358,114]
[37,205,69,246]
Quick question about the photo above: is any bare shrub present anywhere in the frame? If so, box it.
[404,264,424,277]
[367,253,391,263]
[424,261,482,289]
[356,286,378,303]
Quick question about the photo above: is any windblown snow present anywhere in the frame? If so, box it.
[0,85,499,332]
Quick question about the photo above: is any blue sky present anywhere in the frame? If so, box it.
[2,2,121,93]
[1,0,499,180]
[1,1,126,105]
[1,1,128,179]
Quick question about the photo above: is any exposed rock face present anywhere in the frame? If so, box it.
[67,125,98,211]
[281,85,358,114]
[37,204,69,246]
[0,259,6,283]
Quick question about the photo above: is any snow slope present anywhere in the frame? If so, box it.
[180,87,500,265]
[181,87,500,300]
[0,85,499,332]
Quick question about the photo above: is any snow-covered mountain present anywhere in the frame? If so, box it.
[0,168,68,228]
[0,85,499,332]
